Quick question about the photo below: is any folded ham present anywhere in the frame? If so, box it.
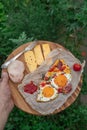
[7,60,25,83]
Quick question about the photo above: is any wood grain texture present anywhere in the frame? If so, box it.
[4,41,82,115]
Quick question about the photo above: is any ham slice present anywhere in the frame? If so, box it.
[7,60,25,83]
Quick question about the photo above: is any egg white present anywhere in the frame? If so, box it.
[64,73,72,84]
[51,78,59,89]
[37,85,58,102]
[51,73,72,89]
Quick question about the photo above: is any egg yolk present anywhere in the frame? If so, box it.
[54,74,67,87]
[42,86,54,97]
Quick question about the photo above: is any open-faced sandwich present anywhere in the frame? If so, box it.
[37,59,72,102]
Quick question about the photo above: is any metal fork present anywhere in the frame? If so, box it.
[1,40,38,69]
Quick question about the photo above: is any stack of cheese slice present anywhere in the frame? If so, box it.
[24,44,51,72]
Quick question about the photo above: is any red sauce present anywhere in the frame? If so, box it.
[24,81,37,94]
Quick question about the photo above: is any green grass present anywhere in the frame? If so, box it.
[5,100,87,130]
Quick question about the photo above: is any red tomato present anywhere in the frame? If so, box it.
[49,66,55,72]
[73,63,82,71]
[40,82,46,87]
[58,88,63,93]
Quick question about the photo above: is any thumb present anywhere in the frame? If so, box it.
[1,71,9,84]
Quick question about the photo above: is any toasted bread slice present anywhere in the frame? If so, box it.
[24,51,37,72]
[34,45,44,65]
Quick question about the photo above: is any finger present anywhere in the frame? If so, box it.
[1,71,9,84]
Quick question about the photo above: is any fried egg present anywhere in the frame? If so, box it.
[51,73,72,89]
[37,85,58,102]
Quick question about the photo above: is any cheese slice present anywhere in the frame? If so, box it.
[24,51,37,72]
[42,44,51,59]
[34,45,44,65]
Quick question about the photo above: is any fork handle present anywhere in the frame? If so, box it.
[1,50,25,68]
[12,50,25,60]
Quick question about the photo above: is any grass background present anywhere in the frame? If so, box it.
[0,0,87,130]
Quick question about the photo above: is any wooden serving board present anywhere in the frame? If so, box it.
[4,41,82,115]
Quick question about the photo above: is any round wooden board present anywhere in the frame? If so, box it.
[4,41,82,115]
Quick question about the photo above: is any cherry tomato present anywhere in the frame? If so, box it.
[58,88,63,93]
[40,82,46,87]
[73,63,82,71]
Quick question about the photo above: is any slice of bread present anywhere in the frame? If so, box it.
[42,44,51,59]
[34,45,44,65]
[24,51,37,72]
